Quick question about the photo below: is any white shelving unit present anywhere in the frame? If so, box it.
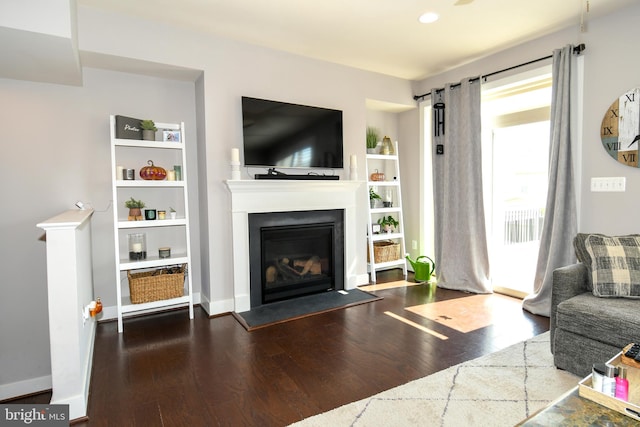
[109,115,193,333]
[366,142,407,283]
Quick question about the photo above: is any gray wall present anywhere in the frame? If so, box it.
[74,5,417,314]
[400,3,640,258]
[4,0,638,399]
[0,68,198,396]
[0,4,416,396]
[578,3,640,233]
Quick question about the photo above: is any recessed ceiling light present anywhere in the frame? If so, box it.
[419,12,439,24]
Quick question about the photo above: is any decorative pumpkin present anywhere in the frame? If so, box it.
[139,160,167,180]
[370,169,385,182]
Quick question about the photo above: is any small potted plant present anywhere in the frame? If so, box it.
[369,188,382,208]
[125,197,145,221]
[140,120,157,141]
[377,215,399,233]
[366,126,379,154]
[169,206,177,220]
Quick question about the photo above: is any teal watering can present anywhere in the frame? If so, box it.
[405,254,435,282]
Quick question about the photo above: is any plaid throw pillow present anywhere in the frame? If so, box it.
[574,233,595,268]
[584,234,640,298]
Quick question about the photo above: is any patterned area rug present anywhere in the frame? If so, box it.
[290,332,580,427]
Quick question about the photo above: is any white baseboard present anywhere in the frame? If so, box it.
[201,297,235,316]
[99,292,203,321]
[356,273,370,286]
[199,293,211,315]
[100,305,118,321]
[0,375,52,401]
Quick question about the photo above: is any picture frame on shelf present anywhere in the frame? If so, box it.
[163,130,181,142]
[372,224,381,234]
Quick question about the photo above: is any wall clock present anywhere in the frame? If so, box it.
[601,87,640,167]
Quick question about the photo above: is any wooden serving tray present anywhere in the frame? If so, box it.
[578,352,640,421]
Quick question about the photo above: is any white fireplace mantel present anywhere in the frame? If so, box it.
[225,179,363,312]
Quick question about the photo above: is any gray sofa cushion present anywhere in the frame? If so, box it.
[585,234,640,298]
[556,292,640,349]
[553,328,621,377]
[550,263,590,353]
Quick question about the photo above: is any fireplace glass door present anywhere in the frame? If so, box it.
[248,209,344,307]
[261,223,334,303]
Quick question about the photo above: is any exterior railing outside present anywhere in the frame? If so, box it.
[504,207,545,245]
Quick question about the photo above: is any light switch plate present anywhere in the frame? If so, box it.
[591,177,626,192]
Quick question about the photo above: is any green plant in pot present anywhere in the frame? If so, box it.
[369,188,382,208]
[366,126,379,153]
[140,120,157,141]
[377,215,399,233]
[125,197,145,221]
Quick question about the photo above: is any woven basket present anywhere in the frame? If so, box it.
[368,240,401,263]
[127,264,186,304]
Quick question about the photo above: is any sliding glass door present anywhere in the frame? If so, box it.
[482,69,552,297]
[489,122,549,296]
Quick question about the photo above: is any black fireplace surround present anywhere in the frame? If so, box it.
[248,209,344,307]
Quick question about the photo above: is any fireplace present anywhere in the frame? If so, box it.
[225,179,362,313]
[249,210,344,307]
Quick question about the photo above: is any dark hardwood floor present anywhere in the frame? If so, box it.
[9,270,549,426]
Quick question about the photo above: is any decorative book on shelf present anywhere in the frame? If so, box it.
[115,115,143,140]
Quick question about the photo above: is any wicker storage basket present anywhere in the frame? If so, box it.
[127,264,186,304]
[368,240,401,263]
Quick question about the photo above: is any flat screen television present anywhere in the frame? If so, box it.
[241,96,344,169]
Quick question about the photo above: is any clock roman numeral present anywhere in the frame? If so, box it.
[606,142,619,150]
[603,127,614,135]
[610,109,619,118]
[625,93,636,102]
[622,153,636,162]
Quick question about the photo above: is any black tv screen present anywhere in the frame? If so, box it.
[241,96,344,169]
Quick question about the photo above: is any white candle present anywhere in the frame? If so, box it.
[132,243,142,252]
[167,170,176,181]
[350,154,357,168]
[231,148,240,162]
[116,166,124,180]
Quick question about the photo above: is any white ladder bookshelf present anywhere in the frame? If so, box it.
[109,116,194,332]
[366,141,408,283]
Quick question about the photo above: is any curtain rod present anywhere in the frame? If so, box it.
[412,43,585,102]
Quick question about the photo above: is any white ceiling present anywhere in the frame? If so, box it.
[76,0,636,81]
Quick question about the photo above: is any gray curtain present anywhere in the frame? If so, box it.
[432,78,492,293]
[523,45,578,316]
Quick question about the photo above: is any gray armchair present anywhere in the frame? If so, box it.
[551,262,640,377]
